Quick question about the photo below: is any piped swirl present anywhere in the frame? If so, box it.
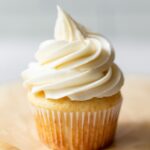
[22,6,124,101]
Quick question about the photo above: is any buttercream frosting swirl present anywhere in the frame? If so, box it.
[22,6,124,101]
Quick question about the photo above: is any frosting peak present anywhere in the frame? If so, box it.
[55,6,87,41]
[22,6,124,101]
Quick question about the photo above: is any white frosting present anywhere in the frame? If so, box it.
[22,6,124,101]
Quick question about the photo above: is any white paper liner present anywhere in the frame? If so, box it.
[31,102,121,150]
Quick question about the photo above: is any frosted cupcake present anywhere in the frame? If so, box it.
[22,6,124,150]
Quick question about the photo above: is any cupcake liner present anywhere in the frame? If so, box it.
[31,102,121,150]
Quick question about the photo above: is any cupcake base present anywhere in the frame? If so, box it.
[30,93,122,150]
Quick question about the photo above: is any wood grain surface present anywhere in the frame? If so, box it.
[0,76,150,150]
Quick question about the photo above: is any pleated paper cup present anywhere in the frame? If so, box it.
[29,92,122,150]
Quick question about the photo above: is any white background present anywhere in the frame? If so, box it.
[0,0,150,84]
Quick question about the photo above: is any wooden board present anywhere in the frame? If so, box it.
[0,76,150,150]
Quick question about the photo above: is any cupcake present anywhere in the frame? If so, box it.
[22,6,124,150]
